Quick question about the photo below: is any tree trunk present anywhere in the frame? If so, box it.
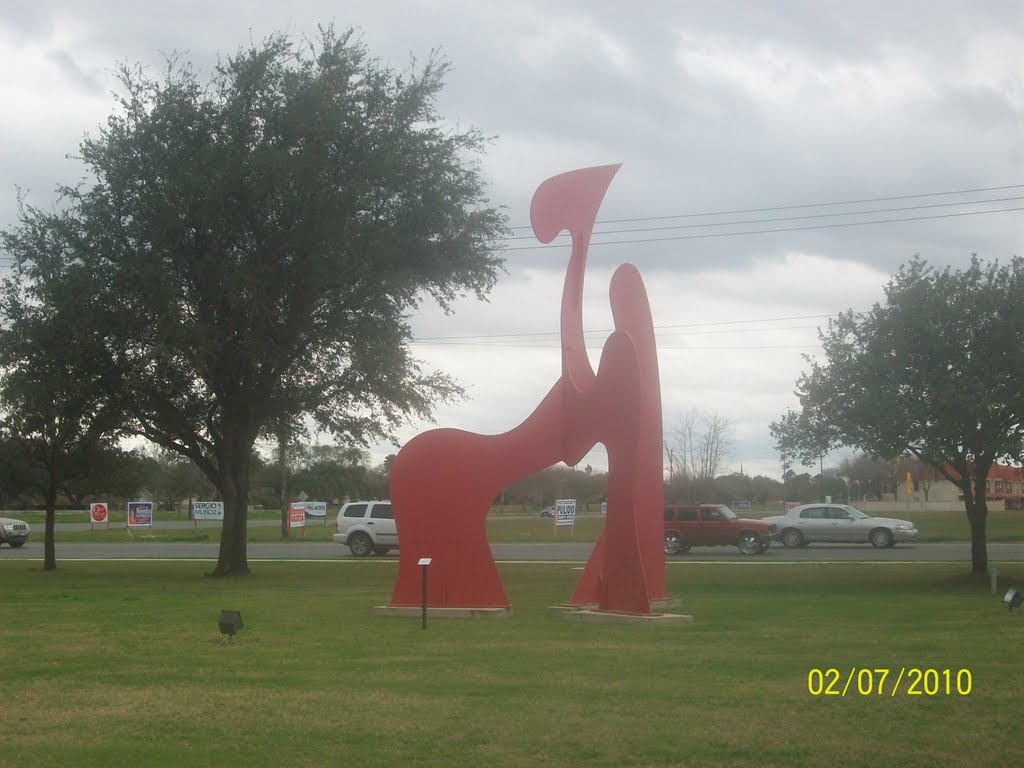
[961,469,989,575]
[967,503,988,574]
[44,482,57,571]
[279,431,289,542]
[210,430,255,577]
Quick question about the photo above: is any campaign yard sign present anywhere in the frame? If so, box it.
[555,498,576,527]
[288,503,306,529]
[193,501,224,521]
[90,502,109,527]
[304,501,327,517]
[733,500,752,513]
[128,501,153,527]
[304,501,328,525]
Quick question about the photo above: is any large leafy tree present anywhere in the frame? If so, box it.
[0,265,121,569]
[1,28,506,576]
[769,408,836,502]
[788,255,1024,574]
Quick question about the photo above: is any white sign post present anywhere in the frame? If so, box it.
[89,502,109,529]
[304,501,328,525]
[192,501,224,527]
[289,503,306,537]
[555,498,576,536]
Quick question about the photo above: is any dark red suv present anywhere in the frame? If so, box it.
[663,504,775,556]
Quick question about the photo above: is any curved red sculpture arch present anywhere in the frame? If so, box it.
[388,165,666,614]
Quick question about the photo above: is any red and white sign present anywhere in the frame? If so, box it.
[288,503,306,529]
[90,502,109,524]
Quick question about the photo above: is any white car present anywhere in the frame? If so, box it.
[0,516,30,548]
[762,503,917,548]
[332,500,397,557]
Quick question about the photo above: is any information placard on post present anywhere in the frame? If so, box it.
[304,501,327,524]
[193,501,224,522]
[555,498,576,527]
[128,501,153,527]
[90,502,109,529]
[288,503,306,529]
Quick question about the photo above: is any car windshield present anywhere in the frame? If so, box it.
[841,505,870,519]
[713,505,737,520]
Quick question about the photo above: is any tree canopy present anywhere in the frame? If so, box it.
[0,267,120,569]
[781,255,1024,573]
[0,27,507,575]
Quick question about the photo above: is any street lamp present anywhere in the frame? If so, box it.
[819,454,824,503]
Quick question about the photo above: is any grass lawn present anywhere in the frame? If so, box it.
[3,559,1024,767]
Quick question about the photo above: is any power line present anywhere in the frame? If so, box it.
[415,324,824,347]
[507,183,1024,230]
[5,188,1018,265]
[411,340,821,350]
[500,206,1024,252]
[411,312,862,343]
[501,195,1024,241]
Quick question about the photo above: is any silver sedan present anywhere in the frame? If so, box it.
[762,503,918,548]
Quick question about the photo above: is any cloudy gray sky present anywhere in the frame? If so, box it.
[2,1,1022,479]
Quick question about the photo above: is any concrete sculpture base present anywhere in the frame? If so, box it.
[374,605,513,620]
[561,610,693,625]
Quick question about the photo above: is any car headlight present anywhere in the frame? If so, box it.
[895,523,912,530]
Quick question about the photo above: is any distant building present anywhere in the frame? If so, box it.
[896,464,1024,510]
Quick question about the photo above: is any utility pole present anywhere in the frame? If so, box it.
[819,454,825,503]
[279,429,289,541]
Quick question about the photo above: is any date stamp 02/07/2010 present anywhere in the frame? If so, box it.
[807,668,972,697]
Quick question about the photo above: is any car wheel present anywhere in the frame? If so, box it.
[781,528,804,548]
[373,546,391,556]
[737,532,761,556]
[348,532,373,557]
[664,532,685,556]
[9,541,25,548]
[870,528,894,548]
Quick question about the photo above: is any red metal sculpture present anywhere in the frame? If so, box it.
[387,164,666,614]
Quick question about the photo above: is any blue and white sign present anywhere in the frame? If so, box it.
[128,501,153,527]
[304,501,327,517]
[193,501,224,520]
[555,498,576,527]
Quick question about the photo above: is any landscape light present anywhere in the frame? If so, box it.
[218,609,244,641]
[1003,588,1023,612]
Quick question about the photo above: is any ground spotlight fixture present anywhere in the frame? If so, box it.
[219,609,243,641]
[1003,588,1023,612]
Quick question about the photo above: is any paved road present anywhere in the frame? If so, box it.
[3,540,1024,562]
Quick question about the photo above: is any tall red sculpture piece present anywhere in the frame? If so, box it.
[387,164,666,614]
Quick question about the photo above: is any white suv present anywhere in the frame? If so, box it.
[332,500,397,557]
